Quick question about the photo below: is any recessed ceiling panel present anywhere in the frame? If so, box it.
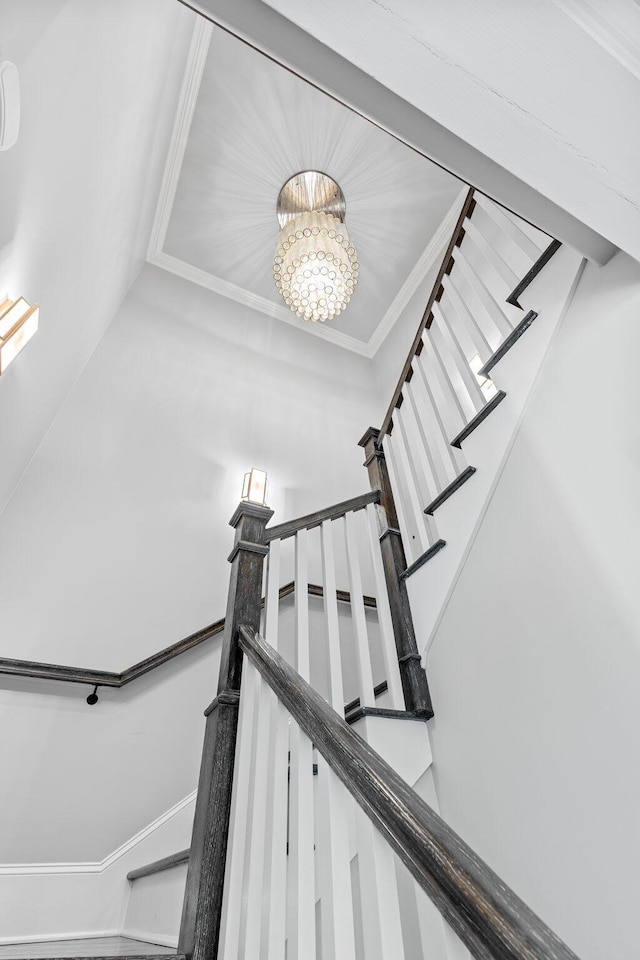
[161,22,462,347]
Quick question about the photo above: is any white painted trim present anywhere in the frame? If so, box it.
[146,17,213,259]
[0,791,197,877]
[0,931,120,946]
[123,931,179,949]
[366,188,467,355]
[148,250,375,357]
[145,16,465,359]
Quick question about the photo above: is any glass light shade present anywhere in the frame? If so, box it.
[0,297,39,374]
[273,211,359,322]
[242,468,268,506]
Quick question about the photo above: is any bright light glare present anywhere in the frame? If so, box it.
[242,468,268,506]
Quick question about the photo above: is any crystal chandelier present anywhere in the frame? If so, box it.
[274,171,358,323]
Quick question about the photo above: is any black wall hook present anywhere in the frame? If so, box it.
[86,685,99,706]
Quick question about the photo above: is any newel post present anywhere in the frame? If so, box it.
[359,427,433,718]
[179,500,273,960]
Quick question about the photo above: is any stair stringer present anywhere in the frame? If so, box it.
[404,246,586,661]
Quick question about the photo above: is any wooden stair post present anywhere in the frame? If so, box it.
[178,500,273,960]
[359,427,433,717]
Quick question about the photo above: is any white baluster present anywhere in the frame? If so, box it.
[237,662,270,958]
[364,502,404,709]
[452,247,515,338]
[431,300,486,417]
[320,519,345,710]
[355,806,407,960]
[316,519,359,960]
[383,432,418,566]
[393,410,433,554]
[407,358,463,490]
[463,218,520,298]
[442,271,493,363]
[263,541,290,960]
[396,380,440,503]
[343,511,377,707]
[427,327,470,425]
[499,202,551,252]
[474,193,544,263]
[288,529,316,960]
[416,334,466,441]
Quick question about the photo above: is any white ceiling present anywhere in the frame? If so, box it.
[256,0,640,264]
[149,18,464,355]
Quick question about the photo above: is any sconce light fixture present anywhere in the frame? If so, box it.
[0,297,39,374]
[241,468,268,506]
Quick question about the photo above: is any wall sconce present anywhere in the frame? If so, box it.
[0,297,39,374]
[242,468,268,506]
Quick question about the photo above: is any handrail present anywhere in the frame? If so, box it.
[378,187,475,444]
[0,582,376,690]
[239,624,580,960]
[265,489,380,542]
[127,848,190,881]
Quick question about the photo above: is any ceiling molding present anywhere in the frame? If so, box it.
[148,250,375,356]
[146,16,466,360]
[365,187,467,355]
[0,791,196,876]
[147,17,213,259]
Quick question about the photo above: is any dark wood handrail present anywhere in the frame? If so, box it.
[378,187,475,443]
[265,490,380,542]
[239,624,580,960]
[0,582,376,689]
[128,848,190,881]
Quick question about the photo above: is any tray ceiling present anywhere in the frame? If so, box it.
[148,17,464,356]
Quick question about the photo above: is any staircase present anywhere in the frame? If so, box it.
[2,189,586,959]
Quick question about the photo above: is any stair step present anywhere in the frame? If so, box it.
[450,390,507,448]
[478,310,538,378]
[423,466,476,516]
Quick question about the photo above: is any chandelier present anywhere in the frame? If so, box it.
[273,171,358,323]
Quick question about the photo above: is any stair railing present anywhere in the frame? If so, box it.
[180,488,581,960]
[237,623,581,960]
[370,188,560,575]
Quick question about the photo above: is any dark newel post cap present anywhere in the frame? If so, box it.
[228,501,274,529]
[358,426,381,448]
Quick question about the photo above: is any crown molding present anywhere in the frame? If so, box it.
[148,250,375,357]
[0,791,197,876]
[147,17,213,259]
[145,17,465,360]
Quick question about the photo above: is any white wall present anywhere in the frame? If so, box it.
[0,787,196,944]
[425,251,640,960]
[0,0,194,512]
[0,265,377,671]
[0,262,377,876]
[0,641,215,867]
